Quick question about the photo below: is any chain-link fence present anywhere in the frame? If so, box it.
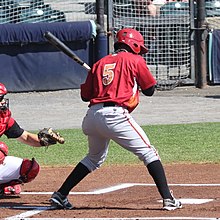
[205,0,220,29]
[1,0,220,89]
[109,0,191,90]
[109,0,220,90]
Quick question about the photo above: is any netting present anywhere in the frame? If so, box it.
[0,0,97,23]
[110,0,191,90]
[205,0,220,29]
[1,0,220,90]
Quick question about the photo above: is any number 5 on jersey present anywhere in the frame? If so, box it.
[103,63,116,85]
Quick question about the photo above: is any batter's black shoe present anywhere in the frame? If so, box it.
[163,197,182,211]
[49,192,73,210]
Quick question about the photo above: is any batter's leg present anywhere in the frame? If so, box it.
[108,113,173,200]
[147,160,172,199]
[58,162,90,196]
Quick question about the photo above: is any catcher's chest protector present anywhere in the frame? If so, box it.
[20,158,40,183]
[0,110,11,136]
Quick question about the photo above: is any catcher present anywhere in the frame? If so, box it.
[0,83,64,196]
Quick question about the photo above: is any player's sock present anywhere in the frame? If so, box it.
[58,162,90,196]
[147,160,172,199]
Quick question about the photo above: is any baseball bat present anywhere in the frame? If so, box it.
[43,31,91,71]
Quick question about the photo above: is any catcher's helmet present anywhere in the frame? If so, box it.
[114,28,148,54]
[0,83,7,95]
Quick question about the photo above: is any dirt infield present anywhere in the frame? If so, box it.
[1,85,220,219]
[1,164,220,219]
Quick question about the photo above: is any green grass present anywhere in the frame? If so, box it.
[2,122,220,166]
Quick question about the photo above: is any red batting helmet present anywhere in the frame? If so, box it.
[114,28,148,54]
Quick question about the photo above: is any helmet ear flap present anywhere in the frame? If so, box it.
[133,43,139,51]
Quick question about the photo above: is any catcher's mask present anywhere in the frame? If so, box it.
[0,98,9,111]
[0,83,9,111]
[114,28,148,55]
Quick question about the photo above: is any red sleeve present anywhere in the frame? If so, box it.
[0,110,21,137]
[4,119,24,138]
[0,116,16,137]
[136,58,157,90]
[7,117,15,129]
[80,70,93,101]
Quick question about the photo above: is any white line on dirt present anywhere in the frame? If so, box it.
[20,183,220,195]
[3,183,220,220]
[158,198,214,204]
[4,217,220,220]
[4,206,54,220]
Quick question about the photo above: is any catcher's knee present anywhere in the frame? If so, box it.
[0,141,8,164]
[19,158,40,183]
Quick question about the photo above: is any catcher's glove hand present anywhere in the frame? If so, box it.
[38,128,65,146]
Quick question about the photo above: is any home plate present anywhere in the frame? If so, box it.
[159,199,213,204]
[180,199,214,204]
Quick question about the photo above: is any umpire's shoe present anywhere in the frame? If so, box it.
[49,192,73,210]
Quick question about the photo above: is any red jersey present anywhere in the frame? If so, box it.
[0,109,15,136]
[81,51,157,112]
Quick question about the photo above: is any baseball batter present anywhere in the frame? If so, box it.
[0,83,64,196]
[50,28,182,211]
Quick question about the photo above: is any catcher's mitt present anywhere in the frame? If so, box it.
[38,128,65,146]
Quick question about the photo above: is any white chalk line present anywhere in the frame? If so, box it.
[20,183,220,195]
[4,217,220,220]
[3,183,220,220]
[4,206,55,220]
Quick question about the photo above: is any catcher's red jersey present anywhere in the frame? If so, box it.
[0,109,15,136]
[81,51,156,112]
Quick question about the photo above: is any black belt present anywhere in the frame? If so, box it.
[103,102,117,107]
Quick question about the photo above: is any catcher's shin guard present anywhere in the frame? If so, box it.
[19,158,40,183]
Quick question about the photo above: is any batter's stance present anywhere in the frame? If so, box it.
[50,28,182,211]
